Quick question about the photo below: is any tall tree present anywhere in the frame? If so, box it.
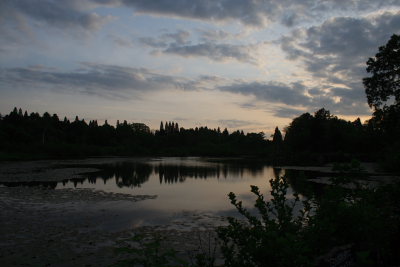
[363,34,400,110]
[272,127,283,144]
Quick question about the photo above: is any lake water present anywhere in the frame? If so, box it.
[58,157,302,228]
[4,157,306,230]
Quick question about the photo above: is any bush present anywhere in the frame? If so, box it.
[217,174,400,266]
[217,176,312,266]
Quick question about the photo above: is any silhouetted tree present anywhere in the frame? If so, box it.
[314,108,332,120]
[272,127,283,144]
[0,107,274,159]
[363,34,400,110]
[160,121,164,132]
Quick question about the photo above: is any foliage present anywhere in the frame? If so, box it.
[217,176,312,266]
[272,127,283,144]
[0,107,271,160]
[218,173,400,266]
[362,35,400,170]
[363,34,400,110]
[283,109,372,163]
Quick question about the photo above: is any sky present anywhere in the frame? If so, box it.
[1,0,399,136]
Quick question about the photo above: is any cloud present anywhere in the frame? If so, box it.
[0,0,112,31]
[217,119,261,129]
[0,62,371,117]
[140,30,190,47]
[93,0,400,27]
[197,29,236,42]
[218,80,371,116]
[219,81,310,106]
[139,30,260,64]
[0,63,187,99]
[281,12,400,81]
[278,11,400,114]
[164,43,259,64]
[271,107,305,118]
[109,0,270,26]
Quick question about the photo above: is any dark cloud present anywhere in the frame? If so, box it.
[164,43,258,64]
[218,80,371,116]
[278,11,400,115]
[219,81,310,106]
[197,29,233,42]
[139,30,258,64]
[281,12,400,82]
[0,0,111,30]
[0,62,371,116]
[0,63,186,99]
[94,0,399,27]
[112,0,269,26]
[139,30,190,48]
[139,30,190,47]
[272,107,305,118]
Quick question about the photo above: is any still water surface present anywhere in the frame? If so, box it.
[2,157,307,229]
[55,157,297,228]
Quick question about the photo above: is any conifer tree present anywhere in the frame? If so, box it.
[272,127,283,144]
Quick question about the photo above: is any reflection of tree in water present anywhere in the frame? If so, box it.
[284,169,326,199]
[156,164,220,184]
[155,162,265,184]
[61,160,268,187]
[76,162,153,188]
[64,178,86,188]
[219,161,265,178]
[1,161,269,189]
[115,163,152,188]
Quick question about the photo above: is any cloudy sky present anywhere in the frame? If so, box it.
[1,0,399,135]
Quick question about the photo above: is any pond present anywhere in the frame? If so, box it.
[2,157,309,230]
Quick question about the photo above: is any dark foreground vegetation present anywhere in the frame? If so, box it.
[217,173,400,266]
[114,169,400,267]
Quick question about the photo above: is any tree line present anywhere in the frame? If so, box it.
[0,105,397,169]
[0,108,268,159]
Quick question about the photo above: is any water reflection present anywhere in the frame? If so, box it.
[0,158,273,189]
[53,160,265,188]
[1,158,336,230]
[155,164,261,184]
[0,158,309,228]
